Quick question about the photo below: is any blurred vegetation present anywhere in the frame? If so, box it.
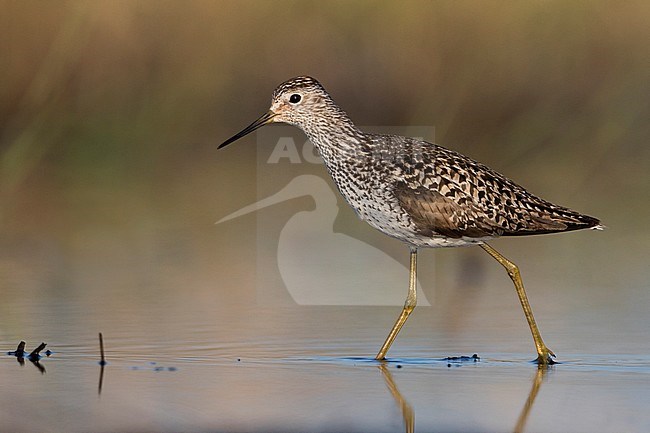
[2,2,648,191]
[0,1,649,298]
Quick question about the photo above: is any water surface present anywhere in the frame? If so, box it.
[2,294,649,433]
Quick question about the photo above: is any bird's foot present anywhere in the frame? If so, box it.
[535,347,557,366]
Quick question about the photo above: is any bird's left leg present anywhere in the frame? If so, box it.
[375,247,418,360]
[480,243,556,365]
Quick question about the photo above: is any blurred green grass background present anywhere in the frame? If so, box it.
[1,1,649,305]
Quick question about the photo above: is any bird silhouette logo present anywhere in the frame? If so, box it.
[217,172,431,306]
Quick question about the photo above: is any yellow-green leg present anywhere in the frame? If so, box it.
[480,243,556,365]
[376,247,418,360]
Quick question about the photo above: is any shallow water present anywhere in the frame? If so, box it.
[2,294,650,433]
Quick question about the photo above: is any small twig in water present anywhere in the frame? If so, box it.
[28,342,47,361]
[13,341,25,358]
[99,332,107,366]
[10,341,26,357]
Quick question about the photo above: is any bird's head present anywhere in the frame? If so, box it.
[219,76,334,149]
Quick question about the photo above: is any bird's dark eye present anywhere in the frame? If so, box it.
[289,94,301,104]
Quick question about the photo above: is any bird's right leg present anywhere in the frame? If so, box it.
[375,247,418,360]
[480,243,556,365]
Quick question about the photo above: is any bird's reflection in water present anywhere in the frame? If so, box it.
[514,366,549,433]
[379,363,414,433]
[377,362,548,433]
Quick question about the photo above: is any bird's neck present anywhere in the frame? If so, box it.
[301,107,370,165]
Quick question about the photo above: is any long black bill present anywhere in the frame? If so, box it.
[219,111,276,149]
